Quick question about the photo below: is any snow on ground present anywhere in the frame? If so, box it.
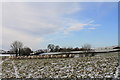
[2,52,119,78]
[11,61,19,78]
[0,54,11,56]
[114,65,120,79]
[0,57,9,78]
[0,57,2,78]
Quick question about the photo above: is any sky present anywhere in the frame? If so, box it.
[2,2,118,50]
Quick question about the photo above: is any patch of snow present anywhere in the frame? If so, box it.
[12,61,19,78]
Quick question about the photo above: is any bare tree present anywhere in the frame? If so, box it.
[10,41,23,56]
[82,44,91,56]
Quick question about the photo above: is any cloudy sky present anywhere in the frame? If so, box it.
[2,2,118,50]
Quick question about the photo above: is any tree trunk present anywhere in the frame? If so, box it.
[15,49,18,57]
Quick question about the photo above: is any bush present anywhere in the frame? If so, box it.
[20,47,32,56]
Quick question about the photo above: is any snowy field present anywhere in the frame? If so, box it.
[0,54,11,56]
[1,52,119,78]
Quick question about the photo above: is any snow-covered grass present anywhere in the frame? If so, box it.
[2,52,119,78]
[0,56,2,78]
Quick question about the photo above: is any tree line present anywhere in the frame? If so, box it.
[10,41,32,56]
[10,41,92,57]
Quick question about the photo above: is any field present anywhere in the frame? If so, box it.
[1,52,119,78]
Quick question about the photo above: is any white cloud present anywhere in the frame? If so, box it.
[2,27,44,50]
[88,27,96,29]
[64,23,86,34]
[2,2,81,35]
[2,2,100,50]
[2,2,81,50]
[64,20,99,34]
